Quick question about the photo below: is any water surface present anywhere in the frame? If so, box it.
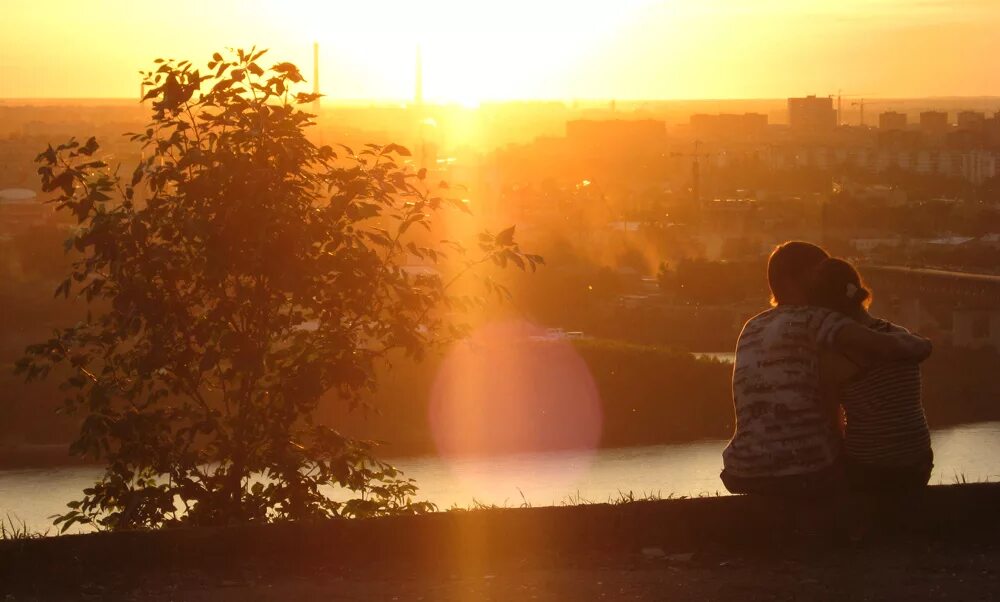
[2,422,997,534]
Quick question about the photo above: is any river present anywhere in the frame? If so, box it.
[2,422,998,534]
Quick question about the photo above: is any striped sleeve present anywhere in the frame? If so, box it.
[841,361,931,465]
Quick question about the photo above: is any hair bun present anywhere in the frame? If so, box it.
[845,282,869,302]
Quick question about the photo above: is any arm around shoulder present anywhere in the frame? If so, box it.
[831,322,933,366]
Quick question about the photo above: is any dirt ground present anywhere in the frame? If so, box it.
[4,485,999,601]
[5,542,998,601]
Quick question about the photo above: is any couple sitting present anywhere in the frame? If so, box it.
[722,241,934,496]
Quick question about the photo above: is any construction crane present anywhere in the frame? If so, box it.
[850,98,895,127]
[670,140,712,204]
[832,91,871,126]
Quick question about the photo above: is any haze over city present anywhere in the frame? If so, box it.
[2,2,1000,600]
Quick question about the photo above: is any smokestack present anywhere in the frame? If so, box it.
[313,41,321,115]
[415,44,423,108]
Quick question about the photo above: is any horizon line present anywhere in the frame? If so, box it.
[3,95,1000,109]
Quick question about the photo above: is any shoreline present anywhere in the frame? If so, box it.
[4,418,998,472]
[0,443,95,471]
[2,483,999,599]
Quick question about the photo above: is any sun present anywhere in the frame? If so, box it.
[258,0,649,104]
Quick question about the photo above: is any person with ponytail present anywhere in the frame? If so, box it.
[721,242,932,497]
[808,258,934,492]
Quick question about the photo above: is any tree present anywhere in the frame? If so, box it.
[17,49,541,531]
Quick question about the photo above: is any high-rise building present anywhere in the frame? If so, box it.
[920,111,949,135]
[878,111,907,131]
[957,110,986,131]
[788,96,836,133]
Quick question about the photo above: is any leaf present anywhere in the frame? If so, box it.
[507,250,525,270]
[54,278,71,299]
[35,145,57,165]
[495,225,516,246]
[211,78,235,93]
[45,171,74,196]
[382,143,411,157]
[272,62,304,83]
[294,92,321,105]
[79,137,99,156]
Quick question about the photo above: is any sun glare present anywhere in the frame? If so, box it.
[2,0,999,99]
[263,0,651,103]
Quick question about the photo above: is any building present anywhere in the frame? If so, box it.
[957,110,986,131]
[788,96,836,133]
[689,113,768,139]
[878,111,907,131]
[919,111,949,136]
[765,146,997,184]
[986,116,1000,146]
[959,150,998,184]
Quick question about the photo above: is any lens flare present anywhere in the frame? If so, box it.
[428,320,603,494]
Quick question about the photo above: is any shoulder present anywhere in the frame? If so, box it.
[742,307,777,327]
[772,305,849,331]
[744,305,829,325]
[741,305,846,334]
[869,318,910,335]
[737,308,781,349]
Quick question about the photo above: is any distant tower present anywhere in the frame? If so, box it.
[415,44,424,107]
[312,41,321,115]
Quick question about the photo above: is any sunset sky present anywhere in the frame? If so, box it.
[1,0,998,102]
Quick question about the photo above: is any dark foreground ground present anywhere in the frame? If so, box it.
[2,484,999,601]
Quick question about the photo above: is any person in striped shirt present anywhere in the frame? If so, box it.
[809,258,934,492]
[721,242,932,497]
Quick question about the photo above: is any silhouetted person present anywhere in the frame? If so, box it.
[721,241,931,496]
[810,258,933,492]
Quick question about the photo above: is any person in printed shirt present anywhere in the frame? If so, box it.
[809,258,933,493]
[720,242,932,496]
